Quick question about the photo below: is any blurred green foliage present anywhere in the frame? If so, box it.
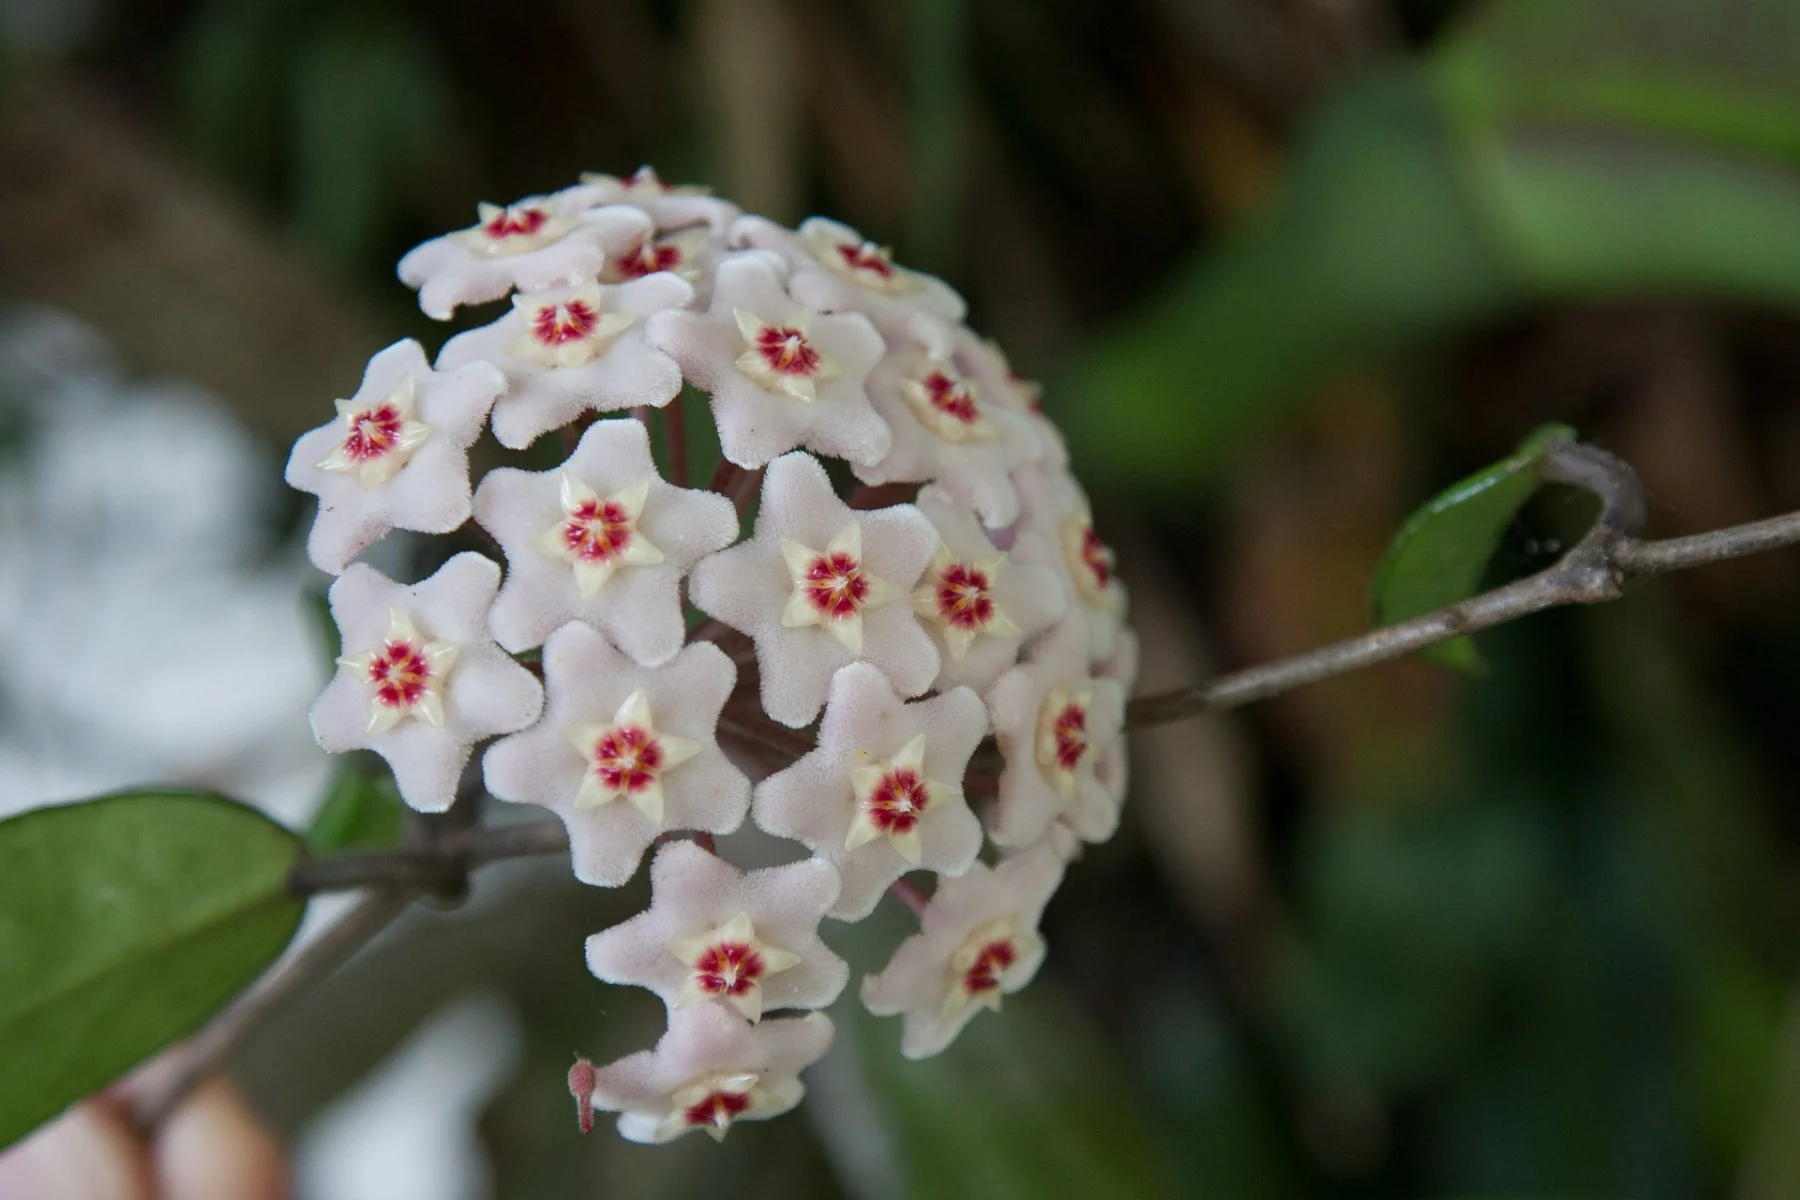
[1072,0,1800,491]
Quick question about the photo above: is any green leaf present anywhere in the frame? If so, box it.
[0,790,305,1148]
[306,761,403,854]
[1371,423,1576,670]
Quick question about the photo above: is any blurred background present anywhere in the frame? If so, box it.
[3,0,1800,1195]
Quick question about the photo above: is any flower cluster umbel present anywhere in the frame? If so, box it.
[287,168,1137,1143]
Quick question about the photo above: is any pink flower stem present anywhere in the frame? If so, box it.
[709,461,765,518]
[663,393,689,487]
[889,877,929,918]
[847,482,918,510]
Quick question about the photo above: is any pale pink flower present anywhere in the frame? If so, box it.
[1096,627,1141,697]
[852,345,1042,527]
[1012,464,1128,662]
[645,251,891,468]
[688,452,940,727]
[587,1006,833,1143]
[860,843,1064,1058]
[309,554,543,812]
[572,166,741,237]
[398,193,654,320]
[585,840,847,1021]
[910,486,1067,694]
[954,329,1069,471]
[474,420,738,662]
[730,215,965,354]
[483,622,749,886]
[436,275,694,450]
[753,663,986,919]
[983,617,1125,850]
[285,340,504,574]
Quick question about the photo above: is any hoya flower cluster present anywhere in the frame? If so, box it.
[287,168,1137,1144]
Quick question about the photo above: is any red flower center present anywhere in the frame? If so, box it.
[615,237,684,280]
[755,326,822,377]
[962,938,1019,998]
[692,942,767,998]
[801,552,871,619]
[561,500,634,563]
[920,371,979,425]
[835,240,894,279]
[368,639,431,709]
[340,403,404,462]
[1052,703,1089,772]
[531,299,600,345]
[483,206,548,239]
[1079,527,1115,589]
[592,725,663,793]
[684,1089,751,1130]
[866,767,930,834]
[933,563,995,631]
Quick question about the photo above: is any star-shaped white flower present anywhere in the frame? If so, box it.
[1011,465,1129,662]
[688,452,940,727]
[983,617,1125,851]
[309,554,544,812]
[586,1006,833,1144]
[645,251,891,468]
[777,521,901,656]
[285,340,504,574]
[533,475,665,598]
[602,224,718,287]
[861,844,1064,1059]
[435,274,694,450]
[733,307,839,403]
[730,215,966,355]
[398,190,655,319]
[482,622,749,886]
[753,662,985,919]
[853,346,1042,527]
[311,374,431,489]
[571,166,742,236]
[955,330,1070,471]
[586,840,847,1022]
[474,419,738,663]
[910,486,1066,693]
[562,688,700,820]
[334,607,459,733]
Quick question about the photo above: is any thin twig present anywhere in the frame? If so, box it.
[289,819,570,894]
[124,889,410,1130]
[1126,443,1800,729]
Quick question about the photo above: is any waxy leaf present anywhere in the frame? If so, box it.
[306,761,403,854]
[1371,423,1576,670]
[0,790,305,1148]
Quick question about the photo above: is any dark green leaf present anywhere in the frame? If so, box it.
[0,790,305,1148]
[1371,423,1576,670]
[306,761,403,854]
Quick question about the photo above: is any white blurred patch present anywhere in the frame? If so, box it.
[293,993,523,1200]
[0,307,330,825]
